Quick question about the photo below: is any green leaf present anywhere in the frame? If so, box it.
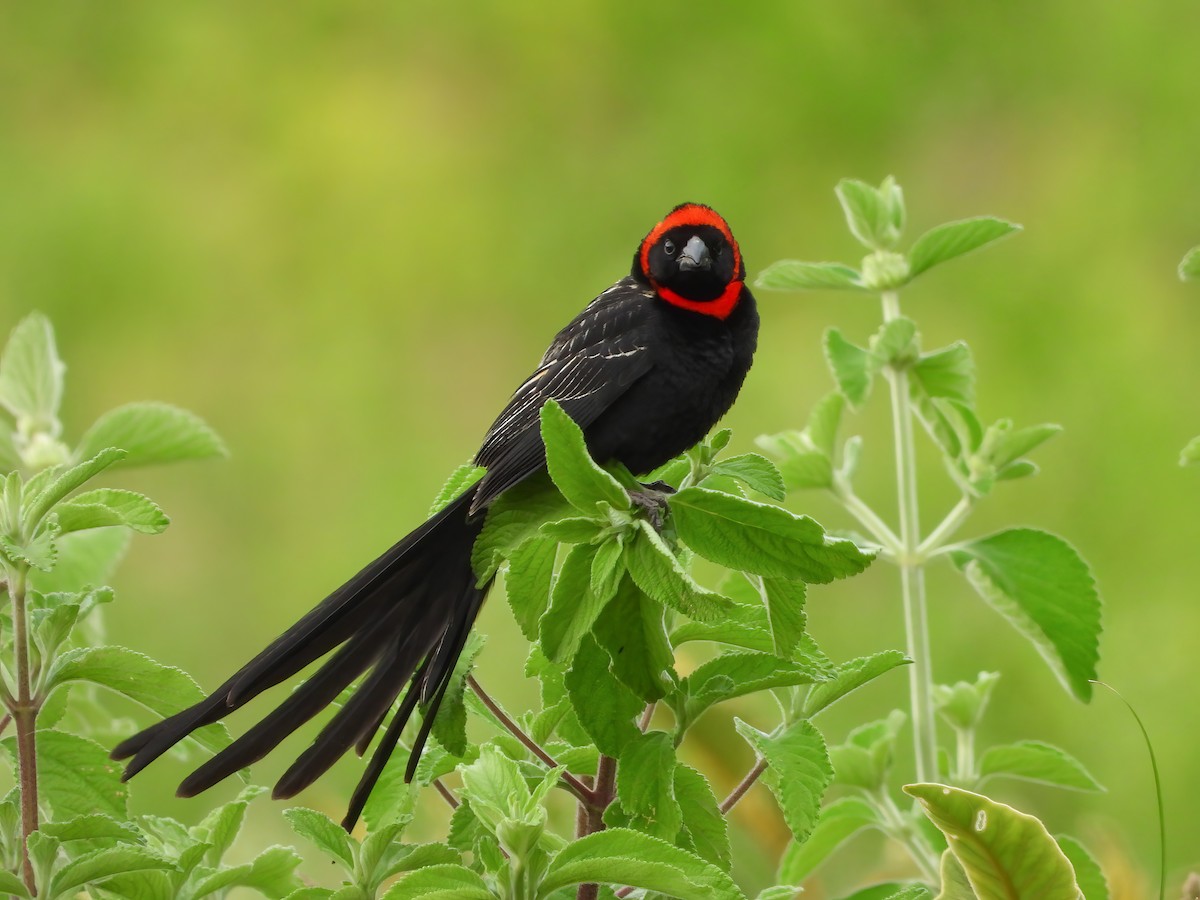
[459,745,534,835]
[429,464,486,516]
[778,796,881,882]
[734,718,832,844]
[908,217,1020,277]
[429,632,486,758]
[1180,245,1200,281]
[283,808,355,868]
[591,535,624,601]
[196,784,266,868]
[538,828,746,899]
[1,520,59,571]
[950,528,1101,701]
[912,343,974,407]
[55,489,169,535]
[626,522,733,623]
[76,402,227,468]
[0,312,65,425]
[23,448,127,529]
[49,846,174,897]
[681,652,826,728]
[190,845,303,899]
[759,576,806,660]
[836,178,903,250]
[1,730,127,819]
[565,635,642,757]
[933,671,1001,732]
[673,764,730,872]
[593,578,676,702]
[1181,436,1200,467]
[983,422,1061,471]
[710,453,786,501]
[870,317,918,367]
[382,864,494,899]
[611,731,681,840]
[936,850,974,900]
[0,870,30,898]
[30,527,129,593]
[823,329,875,408]
[50,646,232,758]
[503,536,558,642]
[803,650,910,718]
[472,474,573,582]
[540,399,630,515]
[540,543,610,663]
[670,487,873,583]
[829,712,906,792]
[978,741,1104,792]
[905,783,1080,900]
[755,261,866,292]
[40,813,141,844]
[1056,834,1108,900]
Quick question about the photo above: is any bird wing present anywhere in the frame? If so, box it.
[472,277,657,510]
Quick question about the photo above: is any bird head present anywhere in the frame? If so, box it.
[633,203,746,319]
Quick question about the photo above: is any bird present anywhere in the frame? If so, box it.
[112,201,759,830]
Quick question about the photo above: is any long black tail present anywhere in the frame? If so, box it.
[111,489,487,830]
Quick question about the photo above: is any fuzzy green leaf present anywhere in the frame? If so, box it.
[674,763,731,872]
[670,487,873,583]
[905,783,1080,900]
[51,646,232,758]
[933,672,1001,732]
[1056,835,1109,900]
[538,828,746,898]
[565,635,642,757]
[951,528,1101,701]
[912,343,974,407]
[735,718,832,845]
[803,650,910,718]
[626,521,734,623]
[429,464,485,516]
[836,177,903,249]
[2,730,127,819]
[190,845,303,898]
[755,261,866,292]
[978,740,1104,792]
[761,576,807,660]
[55,488,169,535]
[710,453,786,501]
[593,579,676,702]
[908,217,1020,277]
[503,536,558,642]
[30,528,129,593]
[76,402,226,468]
[23,448,127,529]
[540,399,630,514]
[779,796,881,882]
[428,632,486,757]
[472,474,573,582]
[49,846,175,897]
[382,864,493,899]
[196,784,266,868]
[0,312,65,425]
[283,808,355,868]
[0,871,29,898]
[681,652,826,727]
[613,731,681,840]
[824,328,875,408]
[540,543,610,663]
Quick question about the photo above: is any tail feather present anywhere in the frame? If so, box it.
[113,489,489,824]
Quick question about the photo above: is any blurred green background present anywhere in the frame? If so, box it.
[2,1,1198,896]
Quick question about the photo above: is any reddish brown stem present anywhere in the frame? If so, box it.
[719,756,767,815]
[576,753,618,900]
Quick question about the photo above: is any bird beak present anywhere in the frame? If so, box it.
[677,235,712,272]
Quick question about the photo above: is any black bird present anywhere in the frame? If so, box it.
[113,202,759,829]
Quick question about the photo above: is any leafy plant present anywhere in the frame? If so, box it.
[757,178,1107,896]
[0,312,301,897]
[1180,245,1200,467]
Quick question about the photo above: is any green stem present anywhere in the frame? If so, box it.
[954,726,976,785]
[832,480,903,556]
[881,290,938,785]
[875,789,940,883]
[8,565,38,894]
[916,496,973,559]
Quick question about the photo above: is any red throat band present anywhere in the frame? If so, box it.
[639,204,744,320]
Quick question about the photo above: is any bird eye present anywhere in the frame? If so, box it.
[663,240,675,255]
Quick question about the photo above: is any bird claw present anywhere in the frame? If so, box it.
[626,481,675,531]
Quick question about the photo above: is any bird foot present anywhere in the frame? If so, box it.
[626,481,676,531]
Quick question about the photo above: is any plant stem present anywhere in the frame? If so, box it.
[880,290,938,785]
[719,757,767,815]
[466,675,598,807]
[432,777,459,809]
[916,496,973,559]
[833,480,903,556]
[8,565,38,893]
[577,754,617,900]
[875,789,940,882]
